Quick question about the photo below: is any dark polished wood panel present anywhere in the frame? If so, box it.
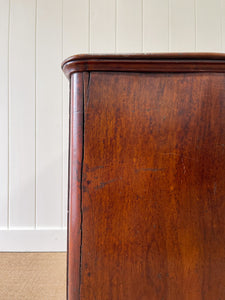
[67,73,83,300]
[80,72,225,300]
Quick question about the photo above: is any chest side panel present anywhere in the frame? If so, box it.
[80,72,225,300]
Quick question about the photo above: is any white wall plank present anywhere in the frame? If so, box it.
[117,0,142,52]
[0,0,9,228]
[62,0,89,227]
[36,0,63,227]
[62,0,89,59]
[90,0,116,53]
[143,0,169,52]
[222,0,225,52]
[62,78,69,229]
[170,0,195,51]
[196,0,222,51]
[9,0,36,227]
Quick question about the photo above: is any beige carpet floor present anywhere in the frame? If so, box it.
[0,253,66,300]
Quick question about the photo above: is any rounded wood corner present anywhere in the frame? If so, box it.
[61,53,225,79]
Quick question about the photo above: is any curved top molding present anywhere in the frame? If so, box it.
[62,53,225,79]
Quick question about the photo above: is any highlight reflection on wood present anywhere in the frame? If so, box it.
[62,54,225,300]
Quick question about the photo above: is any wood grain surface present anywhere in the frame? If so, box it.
[78,72,225,299]
[67,73,84,300]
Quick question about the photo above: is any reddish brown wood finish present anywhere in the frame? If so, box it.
[61,53,225,79]
[68,73,83,300]
[64,54,225,300]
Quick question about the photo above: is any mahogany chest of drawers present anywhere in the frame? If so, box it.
[62,54,225,300]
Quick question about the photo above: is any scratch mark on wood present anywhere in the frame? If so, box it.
[181,157,187,175]
[135,168,165,173]
[160,152,198,161]
[94,177,122,190]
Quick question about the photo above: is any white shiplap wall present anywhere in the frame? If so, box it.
[0,0,224,251]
